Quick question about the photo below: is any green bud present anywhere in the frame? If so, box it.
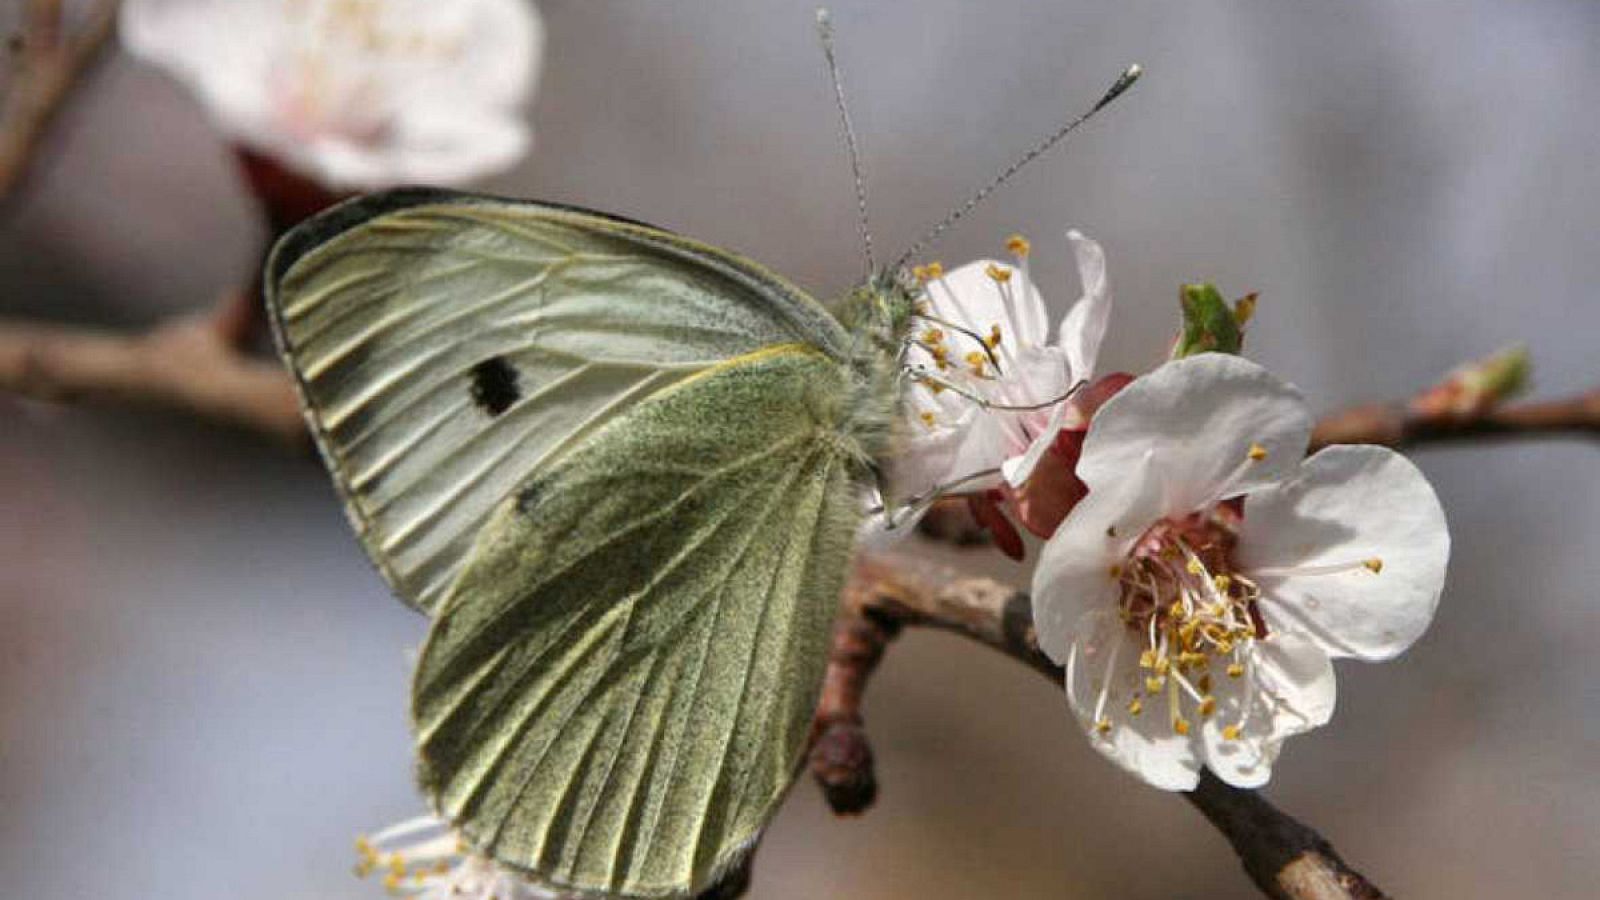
[1173,283,1244,358]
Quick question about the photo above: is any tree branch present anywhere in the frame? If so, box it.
[1309,389,1600,451]
[0,290,305,444]
[810,551,1390,900]
[0,0,120,204]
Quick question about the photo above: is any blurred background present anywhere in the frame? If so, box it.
[3,1,1598,897]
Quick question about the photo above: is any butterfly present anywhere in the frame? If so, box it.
[264,22,1139,896]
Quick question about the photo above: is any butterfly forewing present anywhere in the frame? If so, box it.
[414,345,862,896]
[266,189,852,614]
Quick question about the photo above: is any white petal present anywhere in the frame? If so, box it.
[1065,611,1201,791]
[924,260,1051,347]
[1058,230,1112,381]
[1077,354,1312,513]
[1001,401,1068,486]
[121,0,542,189]
[1200,634,1336,788]
[1032,451,1164,662]
[1241,445,1450,661]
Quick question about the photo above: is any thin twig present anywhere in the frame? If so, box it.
[0,290,305,444]
[811,551,1389,900]
[0,0,121,204]
[1310,389,1600,451]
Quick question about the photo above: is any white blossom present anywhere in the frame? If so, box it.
[120,0,542,189]
[356,814,560,900]
[896,230,1113,506]
[1032,353,1449,790]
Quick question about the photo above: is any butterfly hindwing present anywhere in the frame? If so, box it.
[414,344,863,897]
[266,189,852,614]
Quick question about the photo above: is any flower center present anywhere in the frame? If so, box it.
[1105,510,1257,739]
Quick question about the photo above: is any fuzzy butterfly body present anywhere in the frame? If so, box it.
[267,188,916,897]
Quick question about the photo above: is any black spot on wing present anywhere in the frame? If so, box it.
[470,356,522,417]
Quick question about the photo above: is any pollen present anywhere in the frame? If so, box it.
[985,323,1003,348]
[1172,717,1192,736]
[1095,717,1112,735]
[925,261,945,279]
[1248,442,1269,461]
[921,327,945,344]
[1185,557,1205,576]
[1222,724,1242,741]
[1227,662,1245,678]
[1198,696,1217,717]
[919,411,937,429]
[985,262,1013,283]
[1127,697,1143,716]
[1213,574,1232,592]
[1364,557,1384,574]
[1145,676,1165,693]
[965,351,988,376]
[1006,234,1032,258]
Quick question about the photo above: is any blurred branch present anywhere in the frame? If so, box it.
[0,290,305,444]
[809,552,1389,900]
[0,0,120,204]
[1310,389,1600,451]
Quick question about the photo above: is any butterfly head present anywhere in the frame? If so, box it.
[838,268,920,352]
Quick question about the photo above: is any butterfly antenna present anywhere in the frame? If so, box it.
[816,8,877,276]
[891,63,1143,273]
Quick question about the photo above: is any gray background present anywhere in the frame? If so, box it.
[3,1,1597,897]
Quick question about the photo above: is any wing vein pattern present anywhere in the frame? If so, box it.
[267,191,851,614]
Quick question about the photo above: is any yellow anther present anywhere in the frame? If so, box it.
[1227,662,1246,679]
[919,411,937,429]
[1364,557,1384,574]
[1138,648,1156,669]
[1145,676,1166,693]
[433,861,451,875]
[984,323,1003,348]
[930,344,949,362]
[1222,724,1242,741]
[965,351,988,376]
[925,261,944,279]
[1248,442,1269,461]
[1127,697,1143,716]
[915,301,930,315]
[355,860,375,878]
[1198,696,1217,717]
[925,380,946,395]
[1173,718,1192,736]
[389,856,406,877]
[1109,564,1123,580]
[912,264,929,282]
[1185,557,1205,575]
[382,873,402,892]
[921,327,945,344]
[1216,638,1234,655]
[1169,602,1188,622]
[1095,717,1112,735]
[415,870,428,883]
[1213,574,1232,592]
[1198,674,1213,693]
[1154,657,1171,676]
[984,262,1013,283]
[1006,234,1032,257]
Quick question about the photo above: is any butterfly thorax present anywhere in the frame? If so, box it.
[834,270,919,468]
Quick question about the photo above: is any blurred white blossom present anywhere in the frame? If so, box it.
[1033,354,1449,790]
[356,814,560,900]
[121,0,543,189]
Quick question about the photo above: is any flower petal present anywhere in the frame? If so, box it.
[1200,633,1336,788]
[1065,611,1201,791]
[1077,354,1312,513]
[924,259,1050,348]
[1058,229,1112,382]
[1032,450,1164,662]
[1241,445,1450,661]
